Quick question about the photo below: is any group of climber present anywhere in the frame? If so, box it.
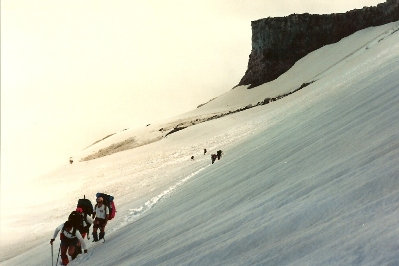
[191,148,224,164]
[211,150,223,164]
[50,193,116,265]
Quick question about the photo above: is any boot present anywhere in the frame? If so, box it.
[71,251,78,260]
[61,254,69,265]
[71,246,82,260]
[99,231,105,240]
[92,231,98,242]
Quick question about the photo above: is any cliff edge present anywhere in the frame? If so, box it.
[238,0,399,88]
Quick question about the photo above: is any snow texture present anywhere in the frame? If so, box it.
[1,22,399,266]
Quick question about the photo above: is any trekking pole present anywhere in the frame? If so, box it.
[51,243,54,266]
[56,243,61,266]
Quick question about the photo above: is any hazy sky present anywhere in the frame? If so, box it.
[1,0,385,186]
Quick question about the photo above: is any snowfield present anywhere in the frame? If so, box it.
[1,21,399,265]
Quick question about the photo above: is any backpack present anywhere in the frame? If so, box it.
[67,211,83,235]
[96,192,116,220]
[77,196,94,215]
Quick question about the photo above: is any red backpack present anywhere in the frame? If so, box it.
[109,201,116,220]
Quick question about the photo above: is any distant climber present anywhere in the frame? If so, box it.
[211,154,217,164]
[191,156,195,160]
[204,148,207,155]
[69,157,73,164]
[217,150,223,160]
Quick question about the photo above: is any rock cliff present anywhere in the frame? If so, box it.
[238,0,399,88]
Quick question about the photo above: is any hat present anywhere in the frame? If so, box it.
[96,197,103,203]
[76,207,83,213]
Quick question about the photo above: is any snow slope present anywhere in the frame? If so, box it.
[75,21,399,162]
[2,21,399,265]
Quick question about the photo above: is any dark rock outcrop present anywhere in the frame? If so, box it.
[238,0,399,89]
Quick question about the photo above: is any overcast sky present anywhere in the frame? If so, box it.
[1,0,385,186]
